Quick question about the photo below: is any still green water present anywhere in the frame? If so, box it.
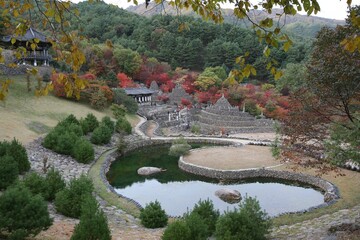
[106,144,324,217]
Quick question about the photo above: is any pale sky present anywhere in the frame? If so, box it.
[72,0,360,20]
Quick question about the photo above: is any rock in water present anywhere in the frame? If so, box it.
[137,167,166,176]
[215,188,242,204]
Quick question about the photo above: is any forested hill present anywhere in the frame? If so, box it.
[127,1,345,38]
[66,1,316,77]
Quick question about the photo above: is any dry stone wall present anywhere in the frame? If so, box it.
[178,158,340,210]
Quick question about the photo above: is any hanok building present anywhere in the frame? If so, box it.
[124,87,156,104]
[1,28,52,66]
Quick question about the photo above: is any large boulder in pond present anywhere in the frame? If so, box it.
[137,167,166,176]
[215,188,242,204]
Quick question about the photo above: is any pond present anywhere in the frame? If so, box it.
[106,144,325,217]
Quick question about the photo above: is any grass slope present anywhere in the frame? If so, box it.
[0,74,139,144]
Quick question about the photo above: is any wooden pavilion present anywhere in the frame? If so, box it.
[1,28,52,66]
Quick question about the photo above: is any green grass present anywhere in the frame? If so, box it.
[88,148,141,218]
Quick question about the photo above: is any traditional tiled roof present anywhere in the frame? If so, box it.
[124,87,155,95]
[2,28,51,43]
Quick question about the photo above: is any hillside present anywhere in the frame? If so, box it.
[127,1,345,38]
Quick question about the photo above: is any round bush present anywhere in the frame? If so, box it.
[72,138,95,164]
[162,220,191,240]
[42,130,59,150]
[168,143,191,157]
[140,200,168,228]
[80,118,90,135]
[7,139,30,174]
[91,124,112,145]
[59,114,80,126]
[113,88,138,114]
[101,116,115,133]
[54,131,78,155]
[0,155,18,190]
[23,172,47,197]
[44,168,66,201]
[68,123,84,136]
[115,117,132,135]
[0,183,52,239]
[54,175,94,218]
[84,113,99,132]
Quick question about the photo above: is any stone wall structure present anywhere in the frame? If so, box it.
[178,156,340,209]
[168,84,192,105]
[194,95,274,134]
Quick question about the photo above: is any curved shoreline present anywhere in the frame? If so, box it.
[99,137,340,217]
[179,156,340,213]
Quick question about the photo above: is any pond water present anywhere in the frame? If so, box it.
[106,144,325,217]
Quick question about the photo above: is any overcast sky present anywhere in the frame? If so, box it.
[72,0,360,20]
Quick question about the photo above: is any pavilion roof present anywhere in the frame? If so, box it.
[124,87,155,95]
[2,28,51,43]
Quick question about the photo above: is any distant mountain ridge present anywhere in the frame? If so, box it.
[127,1,345,38]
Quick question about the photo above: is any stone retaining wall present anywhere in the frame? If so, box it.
[178,157,340,212]
[101,138,237,213]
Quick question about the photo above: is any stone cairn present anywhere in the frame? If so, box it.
[193,94,274,134]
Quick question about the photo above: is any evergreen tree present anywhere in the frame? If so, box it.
[0,183,52,239]
[71,195,111,240]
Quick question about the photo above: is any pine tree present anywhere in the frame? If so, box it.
[71,195,111,240]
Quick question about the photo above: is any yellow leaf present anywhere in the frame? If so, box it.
[274,70,283,80]
[11,38,16,44]
[30,43,36,50]
[263,46,271,57]
[283,41,292,52]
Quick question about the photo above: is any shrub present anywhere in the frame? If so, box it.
[42,129,60,150]
[44,168,66,201]
[184,212,209,240]
[79,118,91,135]
[90,90,108,110]
[54,175,94,218]
[113,88,138,114]
[140,200,168,228]
[0,155,18,190]
[190,124,201,135]
[101,116,115,133]
[72,138,95,164]
[59,114,80,126]
[23,172,47,197]
[168,144,191,157]
[54,131,78,155]
[190,199,220,236]
[71,195,111,240]
[5,139,30,174]
[110,103,127,119]
[91,124,112,145]
[115,117,132,135]
[162,220,191,240]
[116,136,127,154]
[68,123,84,136]
[84,113,99,132]
[215,196,271,240]
[0,183,52,239]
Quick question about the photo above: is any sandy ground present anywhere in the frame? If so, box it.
[230,132,276,141]
[183,145,281,170]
